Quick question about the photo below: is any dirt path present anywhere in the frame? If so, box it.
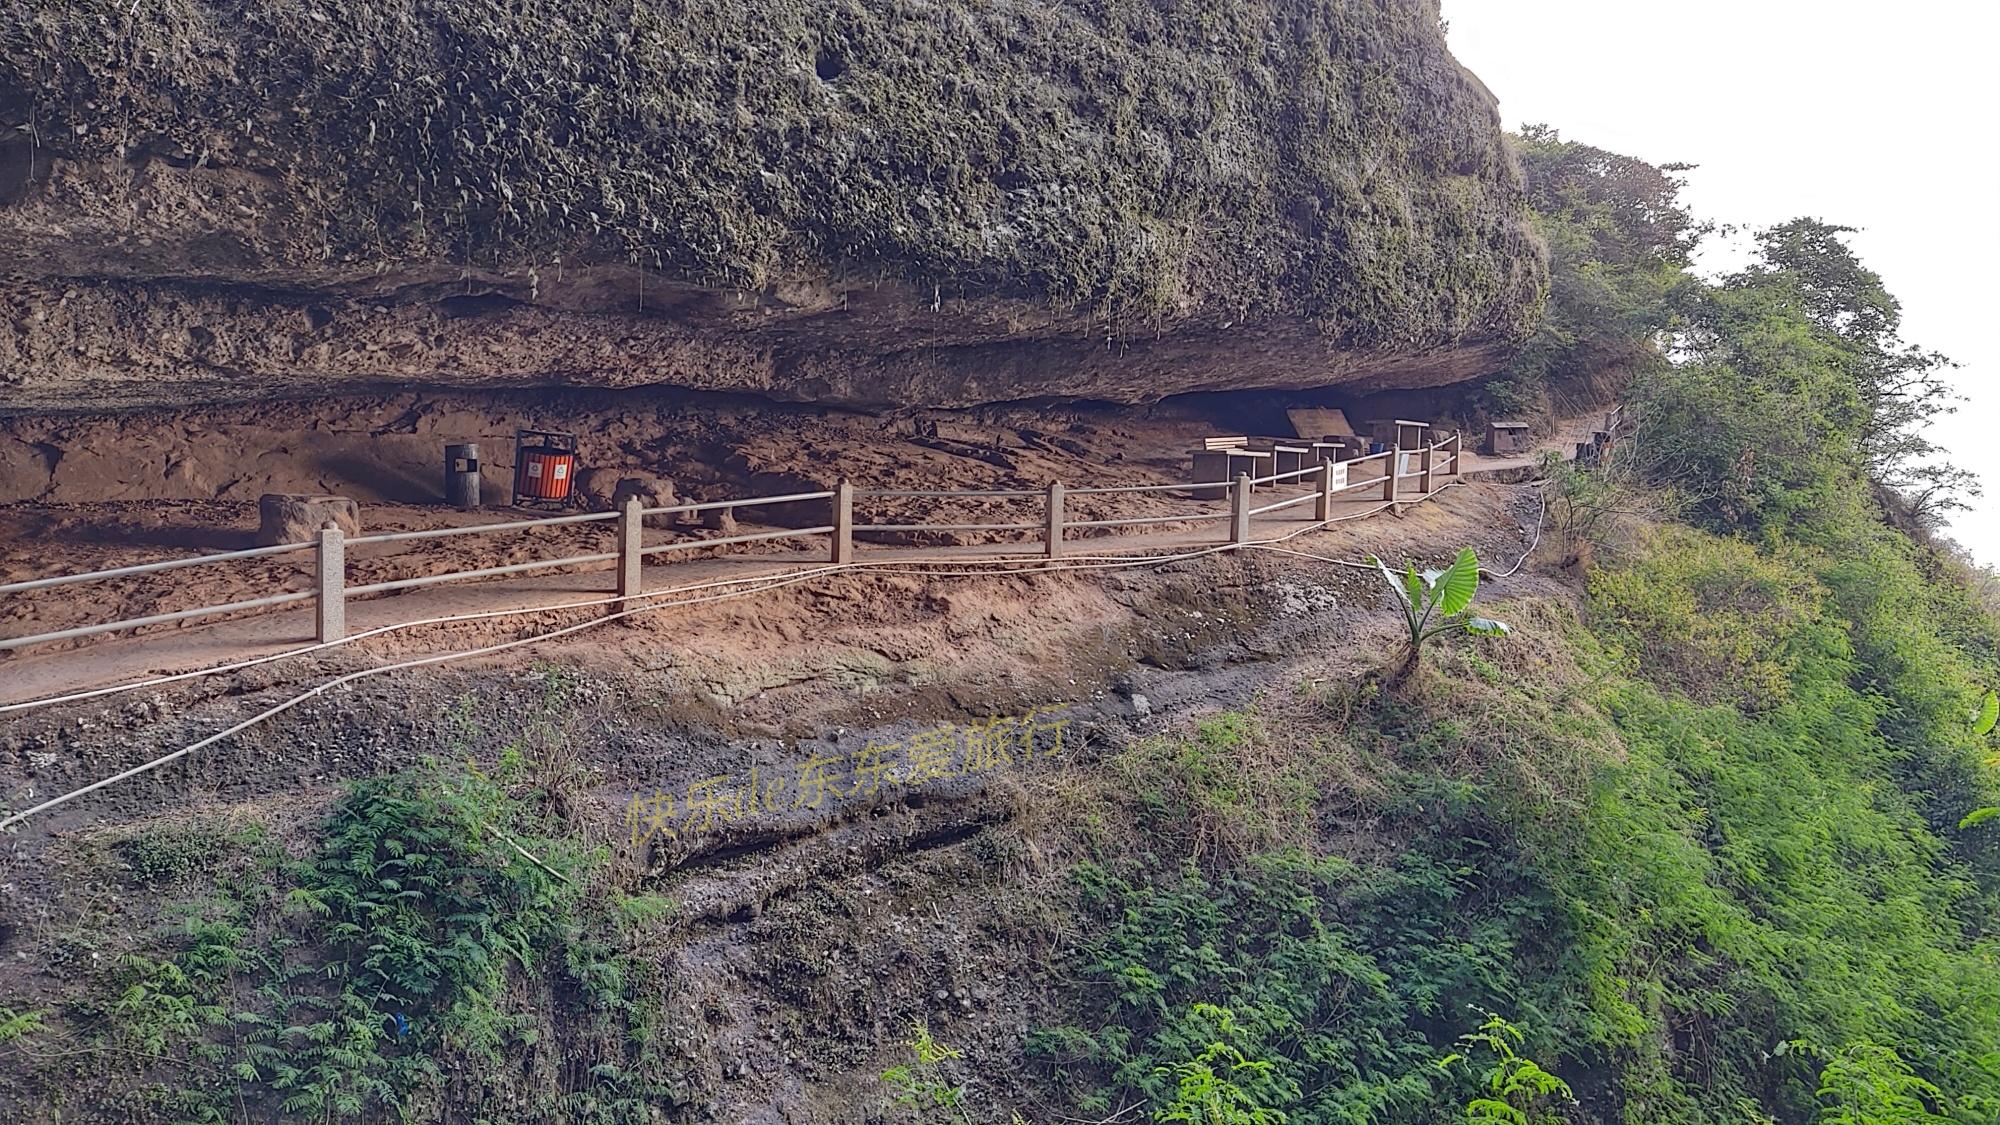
[0,481,1463,708]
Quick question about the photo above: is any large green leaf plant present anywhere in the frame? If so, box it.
[1373,547,1511,685]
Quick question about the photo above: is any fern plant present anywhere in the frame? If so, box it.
[1153,1004,1286,1125]
[250,768,577,1117]
[0,1006,46,1046]
[881,1022,973,1123]
[1955,691,1998,829]
[1436,1012,1571,1125]
[1811,1042,1954,1125]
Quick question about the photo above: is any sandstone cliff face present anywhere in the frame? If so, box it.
[0,0,1543,411]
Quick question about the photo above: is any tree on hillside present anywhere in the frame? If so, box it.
[1638,218,1976,534]
[1743,219,1975,525]
[1483,126,1706,416]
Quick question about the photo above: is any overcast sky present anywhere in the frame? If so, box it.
[1441,1,2000,566]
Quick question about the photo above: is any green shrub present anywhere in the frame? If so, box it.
[53,759,674,1122]
[1037,514,2000,1125]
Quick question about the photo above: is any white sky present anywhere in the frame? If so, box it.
[1442,1,2000,566]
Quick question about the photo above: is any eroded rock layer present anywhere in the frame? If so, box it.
[0,0,1543,410]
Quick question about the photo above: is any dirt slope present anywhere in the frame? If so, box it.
[0,480,1548,1121]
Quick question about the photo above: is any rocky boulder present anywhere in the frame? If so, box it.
[0,437,52,503]
[256,494,360,546]
[578,468,680,526]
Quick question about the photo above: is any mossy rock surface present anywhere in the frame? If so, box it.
[0,0,1544,408]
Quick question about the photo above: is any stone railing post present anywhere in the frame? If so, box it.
[1420,444,1434,496]
[831,479,854,564]
[1315,459,1335,522]
[1382,445,1400,501]
[617,495,644,599]
[1230,473,1252,543]
[1044,481,1065,559]
[316,522,346,643]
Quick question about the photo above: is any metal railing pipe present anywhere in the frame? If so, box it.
[1068,511,1229,529]
[640,491,835,518]
[639,526,836,558]
[0,540,315,596]
[855,487,1042,499]
[347,552,621,597]
[1066,481,1204,496]
[1248,466,1322,487]
[348,509,618,545]
[1333,478,1389,495]
[1249,492,1321,517]
[0,590,317,652]
[854,522,1041,533]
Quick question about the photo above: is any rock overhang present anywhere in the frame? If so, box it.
[0,0,1546,412]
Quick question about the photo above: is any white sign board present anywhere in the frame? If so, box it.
[1329,462,1348,491]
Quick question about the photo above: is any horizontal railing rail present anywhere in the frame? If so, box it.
[347,552,623,597]
[0,540,317,596]
[639,490,835,518]
[857,487,1042,498]
[640,526,836,557]
[1247,465,1326,487]
[1250,491,1322,517]
[1068,511,1229,530]
[2,591,320,650]
[0,432,1465,655]
[349,510,618,546]
[855,522,1043,533]
[1066,481,1204,497]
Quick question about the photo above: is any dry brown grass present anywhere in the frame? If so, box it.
[997,589,1624,890]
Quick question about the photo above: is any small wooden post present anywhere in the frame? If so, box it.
[1230,473,1252,544]
[617,496,643,599]
[315,522,346,643]
[1315,459,1335,522]
[831,478,854,564]
[1382,445,1400,501]
[1044,481,1065,559]
[1419,444,1434,495]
